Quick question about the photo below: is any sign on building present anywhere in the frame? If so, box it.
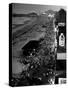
[59,33,65,47]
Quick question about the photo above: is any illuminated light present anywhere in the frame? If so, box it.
[43,73,45,76]
[42,12,46,14]
[30,53,32,56]
[33,49,35,51]
[46,73,48,75]
[57,53,66,60]
[38,77,42,80]
[58,23,65,26]
[31,65,33,69]
[48,14,54,17]
[27,73,30,77]
[59,33,65,47]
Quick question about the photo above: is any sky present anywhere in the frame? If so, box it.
[12,3,66,14]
